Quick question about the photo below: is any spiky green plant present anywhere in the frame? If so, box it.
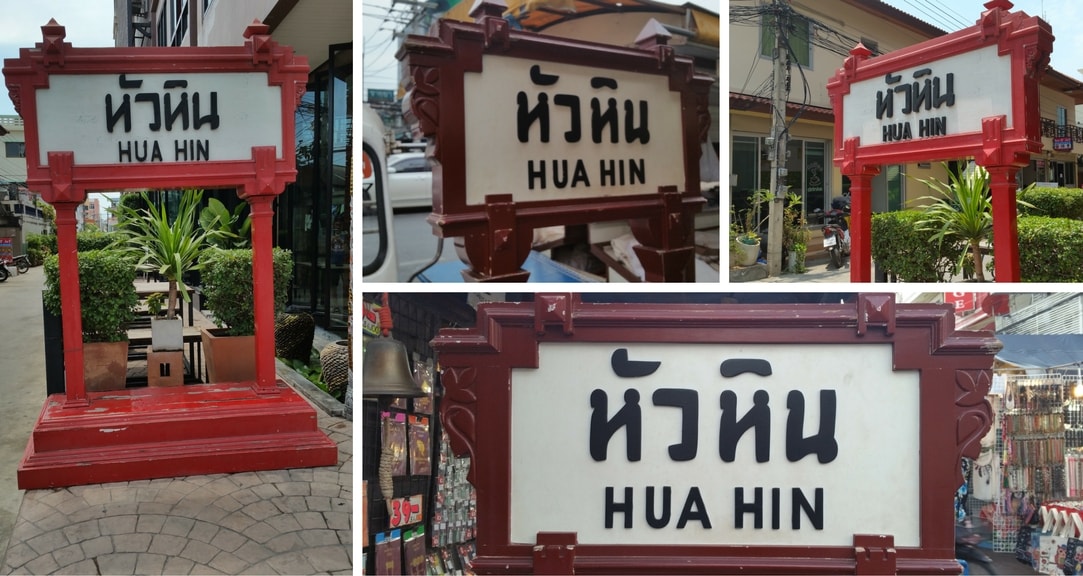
[913,163,1034,282]
[111,190,208,319]
[913,164,996,281]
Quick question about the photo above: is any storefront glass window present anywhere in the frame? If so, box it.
[279,43,351,333]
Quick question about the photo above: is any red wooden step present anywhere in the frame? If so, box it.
[18,383,339,489]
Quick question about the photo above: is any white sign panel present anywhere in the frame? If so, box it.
[842,45,1011,145]
[463,55,685,205]
[510,342,920,547]
[35,73,283,166]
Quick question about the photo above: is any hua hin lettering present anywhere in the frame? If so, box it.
[517,65,648,191]
[876,67,955,143]
[105,74,219,163]
[589,350,836,532]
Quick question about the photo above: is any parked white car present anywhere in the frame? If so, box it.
[387,152,433,210]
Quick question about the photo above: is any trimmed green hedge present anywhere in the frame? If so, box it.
[26,233,54,266]
[43,250,138,343]
[25,232,125,265]
[871,210,963,282]
[1014,215,1083,282]
[200,248,293,337]
[1017,187,1083,220]
[76,231,121,251]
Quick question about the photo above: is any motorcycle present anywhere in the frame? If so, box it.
[821,208,851,270]
[956,522,996,574]
[0,260,9,283]
[11,254,29,274]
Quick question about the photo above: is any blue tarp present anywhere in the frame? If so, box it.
[995,334,1083,369]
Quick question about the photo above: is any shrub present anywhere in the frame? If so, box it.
[77,230,121,251]
[200,247,293,336]
[1013,215,1083,282]
[1017,187,1083,220]
[43,250,138,343]
[27,233,56,256]
[871,210,963,282]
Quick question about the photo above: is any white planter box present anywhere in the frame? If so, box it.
[151,317,184,351]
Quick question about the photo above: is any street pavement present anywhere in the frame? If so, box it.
[0,265,353,575]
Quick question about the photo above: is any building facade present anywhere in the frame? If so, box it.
[729,0,1083,225]
[115,0,352,332]
[0,115,50,255]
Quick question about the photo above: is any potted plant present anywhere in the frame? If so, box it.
[43,250,138,392]
[111,190,208,352]
[732,189,769,267]
[199,247,293,383]
[782,191,810,273]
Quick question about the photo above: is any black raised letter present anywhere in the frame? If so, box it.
[785,390,838,463]
[719,389,771,463]
[590,389,642,461]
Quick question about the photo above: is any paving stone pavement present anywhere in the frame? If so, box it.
[0,410,352,575]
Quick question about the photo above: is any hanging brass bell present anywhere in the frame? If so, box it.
[362,336,426,397]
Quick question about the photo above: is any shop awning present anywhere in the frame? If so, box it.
[996,334,1083,369]
[443,0,718,45]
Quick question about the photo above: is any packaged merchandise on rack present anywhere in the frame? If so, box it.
[415,360,435,415]
[409,415,431,476]
[404,527,427,575]
[431,427,478,560]
[375,529,403,576]
[383,412,408,477]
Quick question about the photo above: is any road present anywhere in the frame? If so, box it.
[392,209,463,282]
[0,265,48,564]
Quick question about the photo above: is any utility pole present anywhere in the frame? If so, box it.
[766,0,790,277]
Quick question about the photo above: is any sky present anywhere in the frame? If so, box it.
[362,0,1083,93]
[362,0,726,93]
[879,0,1083,80]
[0,1,116,116]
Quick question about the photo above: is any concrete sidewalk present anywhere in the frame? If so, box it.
[0,404,352,576]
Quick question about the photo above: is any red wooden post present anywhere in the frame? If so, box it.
[54,201,87,407]
[987,165,1021,282]
[42,150,90,407]
[245,159,281,395]
[849,172,873,283]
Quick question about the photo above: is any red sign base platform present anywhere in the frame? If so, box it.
[17,382,338,490]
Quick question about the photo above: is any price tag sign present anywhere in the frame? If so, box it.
[388,494,424,528]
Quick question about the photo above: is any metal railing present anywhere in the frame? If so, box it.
[1041,117,1083,142]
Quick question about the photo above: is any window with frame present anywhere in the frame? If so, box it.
[171,0,189,47]
[391,156,429,173]
[760,11,811,67]
[4,142,25,158]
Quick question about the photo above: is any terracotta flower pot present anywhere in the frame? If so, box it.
[83,340,129,392]
[200,328,255,383]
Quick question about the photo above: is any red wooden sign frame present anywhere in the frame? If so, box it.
[827,0,1052,283]
[397,0,713,282]
[4,21,337,490]
[433,293,1000,574]
[4,20,307,198]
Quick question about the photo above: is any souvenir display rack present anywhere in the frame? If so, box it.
[362,294,479,575]
[982,374,1068,552]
